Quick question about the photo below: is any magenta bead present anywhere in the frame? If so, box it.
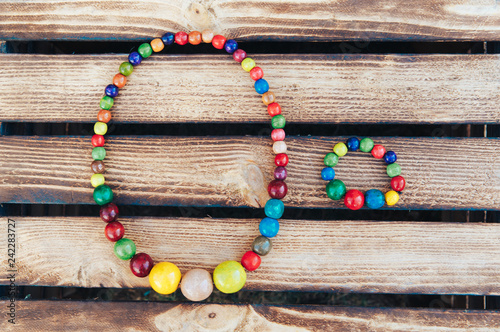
[100,203,119,223]
[268,179,287,199]
[274,166,287,180]
[271,129,285,141]
[233,49,247,62]
[130,253,154,277]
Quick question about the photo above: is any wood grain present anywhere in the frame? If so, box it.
[1,54,499,124]
[1,0,500,41]
[1,136,499,210]
[2,217,500,294]
[1,301,500,331]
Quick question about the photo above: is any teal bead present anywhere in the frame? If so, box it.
[271,115,286,129]
[326,179,346,200]
[387,163,401,177]
[264,199,284,219]
[92,147,106,161]
[100,96,114,110]
[324,152,339,167]
[93,185,113,205]
[138,43,153,58]
[114,238,136,260]
[119,62,134,76]
[365,189,385,209]
[359,138,374,152]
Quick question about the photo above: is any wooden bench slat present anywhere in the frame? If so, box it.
[1,136,499,210]
[1,1,500,41]
[1,54,499,124]
[2,217,500,294]
[2,300,499,331]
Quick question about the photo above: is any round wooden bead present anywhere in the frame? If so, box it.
[267,179,287,199]
[259,217,279,238]
[321,167,335,181]
[181,269,213,301]
[119,62,133,76]
[138,43,153,57]
[250,67,264,81]
[271,128,285,141]
[224,39,238,53]
[161,32,175,45]
[262,91,275,105]
[272,141,287,154]
[130,253,154,277]
[93,185,113,205]
[271,115,286,129]
[94,122,108,135]
[105,84,119,98]
[364,189,385,209]
[92,147,106,161]
[128,51,142,66]
[268,103,281,117]
[97,110,111,123]
[188,31,202,45]
[371,145,386,159]
[324,152,339,167]
[274,166,287,180]
[264,199,284,219]
[91,134,105,147]
[100,96,114,110]
[213,261,246,294]
[241,58,256,72]
[232,49,246,62]
[201,29,214,43]
[91,160,105,174]
[384,151,397,164]
[149,262,182,295]
[252,236,272,256]
[359,138,375,152]
[150,38,165,52]
[274,153,289,167]
[174,31,188,45]
[241,251,261,271]
[212,35,226,49]
[385,190,400,206]
[344,189,364,210]
[346,137,360,151]
[391,175,406,191]
[114,238,136,260]
[326,179,346,200]
[387,163,401,177]
[112,74,127,88]
[100,203,119,222]
[254,79,269,94]
[333,142,348,157]
[91,173,105,187]
[105,221,124,242]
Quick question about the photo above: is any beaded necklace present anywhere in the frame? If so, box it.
[90,30,287,301]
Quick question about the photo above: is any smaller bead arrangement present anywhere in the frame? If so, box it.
[321,137,406,210]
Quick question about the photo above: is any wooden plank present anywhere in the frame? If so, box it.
[1,136,499,210]
[1,301,500,331]
[1,216,500,294]
[1,1,500,41]
[1,54,499,124]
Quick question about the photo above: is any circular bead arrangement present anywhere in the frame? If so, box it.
[321,137,406,210]
[91,30,289,300]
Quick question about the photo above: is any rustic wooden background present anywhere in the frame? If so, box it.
[0,0,500,330]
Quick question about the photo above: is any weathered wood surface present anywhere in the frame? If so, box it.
[2,216,500,294]
[1,301,500,331]
[1,54,499,124]
[1,136,499,210]
[1,0,500,41]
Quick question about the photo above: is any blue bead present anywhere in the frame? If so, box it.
[264,199,284,219]
[365,189,385,209]
[321,167,335,181]
[259,217,279,238]
[384,151,397,164]
[224,39,238,53]
[254,79,269,94]
[128,51,142,66]
[104,84,119,98]
[346,137,360,151]
[161,32,175,45]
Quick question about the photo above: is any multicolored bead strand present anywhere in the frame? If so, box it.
[90,31,288,301]
[321,137,406,210]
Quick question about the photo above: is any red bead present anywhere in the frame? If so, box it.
[371,145,386,159]
[344,189,364,210]
[100,203,119,222]
[249,67,264,81]
[267,179,288,199]
[91,134,105,147]
[275,153,289,167]
[268,103,281,117]
[174,31,188,45]
[271,129,285,141]
[211,35,226,49]
[391,175,406,191]
[233,49,246,62]
[105,221,124,242]
[241,251,261,271]
[130,253,154,277]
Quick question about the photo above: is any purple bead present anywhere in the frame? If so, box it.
[104,84,119,98]
[224,39,238,53]
[161,32,175,45]
[128,51,142,66]
[274,166,287,180]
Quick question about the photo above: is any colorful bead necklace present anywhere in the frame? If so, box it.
[321,137,406,210]
[90,30,288,300]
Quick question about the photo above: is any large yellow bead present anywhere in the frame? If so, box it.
[213,260,246,294]
[241,58,256,72]
[385,190,400,206]
[94,121,107,135]
[90,173,105,187]
[333,142,348,157]
[149,262,181,295]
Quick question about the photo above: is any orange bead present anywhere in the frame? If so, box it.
[97,110,112,123]
[262,91,276,105]
[201,29,214,43]
[188,31,202,45]
[113,74,127,88]
[150,38,164,52]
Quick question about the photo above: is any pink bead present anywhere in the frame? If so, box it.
[271,129,285,141]
[180,269,213,301]
[232,49,247,63]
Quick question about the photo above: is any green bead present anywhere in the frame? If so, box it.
[213,261,247,294]
[359,138,374,152]
[93,185,113,205]
[326,179,346,200]
[92,147,106,161]
[114,238,136,260]
[271,115,286,129]
[100,96,114,110]
[119,62,134,76]
[387,163,401,177]
[324,152,339,167]
[138,43,153,58]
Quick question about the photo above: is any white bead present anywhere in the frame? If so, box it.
[273,141,287,154]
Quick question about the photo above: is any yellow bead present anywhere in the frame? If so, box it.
[385,190,400,206]
[213,260,246,294]
[90,173,105,187]
[241,58,256,72]
[149,262,181,295]
[94,122,107,135]
[333,142,348,157]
